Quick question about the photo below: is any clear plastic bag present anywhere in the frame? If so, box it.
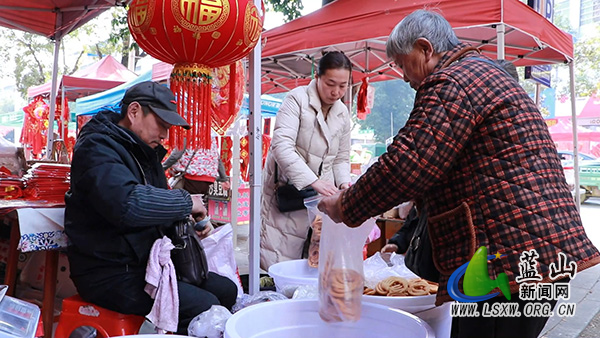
[187,305,232,338]
[304,196,322,267]
[292,284,319,299]
[306,199,374,322]
[230,291,288,313]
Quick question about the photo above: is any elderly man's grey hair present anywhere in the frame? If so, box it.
[386,10,460,58]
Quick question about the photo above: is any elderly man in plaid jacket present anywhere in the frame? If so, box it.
[319,10,600,338]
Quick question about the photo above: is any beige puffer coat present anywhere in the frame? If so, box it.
[260,79,351,270]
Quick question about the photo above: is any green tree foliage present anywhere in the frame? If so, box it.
[265,0,304,21]
[0,9,125,99]
[546,15,600,97]
[570,27,600,96]
[0,30,54,97]
[355,80,415,143]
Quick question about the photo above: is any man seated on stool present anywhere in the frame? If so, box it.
[64,81,237,334]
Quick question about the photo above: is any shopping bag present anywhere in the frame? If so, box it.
[201,223,243,297]
[306,199,374,322]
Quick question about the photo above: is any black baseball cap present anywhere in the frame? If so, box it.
[122,81,191,129]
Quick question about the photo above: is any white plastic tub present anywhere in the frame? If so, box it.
[224,299,435,338]
[362,293,436,313]
[268,259,318,295]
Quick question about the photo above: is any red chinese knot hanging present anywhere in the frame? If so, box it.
[127,0,263,151]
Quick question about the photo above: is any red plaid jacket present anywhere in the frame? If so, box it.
[341,43,600,304]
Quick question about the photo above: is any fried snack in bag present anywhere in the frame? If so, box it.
[307,215,322,267]
[316,213,374,322]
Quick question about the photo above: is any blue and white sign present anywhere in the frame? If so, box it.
[241,94,282,117]
[525,65,552,88]
[527,0,554,22]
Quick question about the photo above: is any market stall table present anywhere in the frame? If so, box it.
[1,199,66,338]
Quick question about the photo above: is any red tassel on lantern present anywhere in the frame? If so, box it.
[128,0,263,152]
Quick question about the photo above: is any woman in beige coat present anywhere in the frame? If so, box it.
[260,51,353,270]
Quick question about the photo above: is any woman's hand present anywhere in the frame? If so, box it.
[190,194,207,219]
[220,180,231,191]
[339,182,351,190]
[311,179,339,196]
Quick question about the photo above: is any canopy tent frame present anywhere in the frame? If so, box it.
[246,0,580,293]
[0,0,129,158]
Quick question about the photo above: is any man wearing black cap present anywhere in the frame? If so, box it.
[65,81,237,333]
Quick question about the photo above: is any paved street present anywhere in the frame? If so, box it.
[540,198,600,338]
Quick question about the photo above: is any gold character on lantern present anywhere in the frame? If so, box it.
[174,25,182,33]
[244,3,262,47]
[173,0,229,33]
[129,0,155,34]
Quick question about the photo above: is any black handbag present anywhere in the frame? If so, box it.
[166,217,210,286]
[404,204,440,283]
[274,162,319,212]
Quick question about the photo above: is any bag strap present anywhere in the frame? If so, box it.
[408,203,428,250]
[274,161,323,185]
[181,149,198,175]
[130,152,148,185]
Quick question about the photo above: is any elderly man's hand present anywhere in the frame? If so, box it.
[191,194,207,219]
[381,243,399,253]
[318,191,344,223]
[195,221,213,239]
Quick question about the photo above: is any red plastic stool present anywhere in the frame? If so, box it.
[54,295,145,338]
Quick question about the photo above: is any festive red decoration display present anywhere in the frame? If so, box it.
[56,97,70,141]
[356,77,375,120]
[211,61,245,136]
[21,97,50,158]
[127,0,263,151]
[239,134,270,182]
[220,136,233,176]
[220,134,269,182]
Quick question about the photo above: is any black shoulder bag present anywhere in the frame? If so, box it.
[131,151,209,286]
[166,217,210,286]
[404,204,440,283]
[274,162,320,212]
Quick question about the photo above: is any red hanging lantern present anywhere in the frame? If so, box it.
[128,0,263,151]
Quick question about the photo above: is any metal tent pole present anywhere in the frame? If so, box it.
[46,35,62,158]
[247,0,263,295]
[569,62,581,210]
[231,119,240,248]
[496,24,506,60]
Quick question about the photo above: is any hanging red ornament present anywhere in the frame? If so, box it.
[22,97,50,158]
[211,60,245,136]
[127,0,263,151]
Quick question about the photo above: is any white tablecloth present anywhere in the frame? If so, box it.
[16,207,66,252]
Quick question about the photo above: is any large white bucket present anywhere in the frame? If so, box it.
[225,299,435,338]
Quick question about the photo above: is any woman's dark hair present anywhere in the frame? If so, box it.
[317,51,352,76]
